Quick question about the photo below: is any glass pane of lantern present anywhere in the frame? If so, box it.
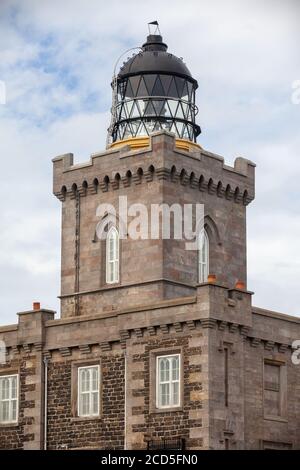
[181,81,189,101]
[168,77,178,98]
[125,100,134,117]
[170,122,177,135]
[144,74,157,95]
[130,101,140,118]
[152,76,164,96]
[137,77,148,97]
[152,100,165,116]
[181,102,189,119]
[131,120,140,136]
[186,125,193,140]
[142,122,149,136]
[119,104,127,120]
[164,120,172,131]
[183,125,190,139]
[160,75,173,95]
[129,76,140,97]
[144,100,156,116]
[137,99,146,114]
[123,124,131,138]
[175,102,185,119]
[125,79,133,98]
[187,81,194,101]
[117,81,126,100]
[176,121,184,137]
[167,100,178,117]
[175,77,185,98]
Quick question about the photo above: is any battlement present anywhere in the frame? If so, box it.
[53,131,255,205]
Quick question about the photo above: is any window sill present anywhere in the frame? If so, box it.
[264,415,288,423]
[150,406,183,414]
[0,422,19,428]
[70,415,101,422]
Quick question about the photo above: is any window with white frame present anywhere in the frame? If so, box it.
[78,366,100,417]
[106,226,119,284]
[198,229,209,283]
[0,374,18,424]
[156,354,180,408]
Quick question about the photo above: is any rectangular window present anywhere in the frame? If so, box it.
[264,360,286,419]
[106,228,119,284]
[156,354,180,408]
[78,366,100,417]
[0,374,18,424]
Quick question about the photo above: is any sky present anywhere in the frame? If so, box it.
[0,0,299,325]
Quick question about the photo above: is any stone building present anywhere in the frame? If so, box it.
[0,31,299,451]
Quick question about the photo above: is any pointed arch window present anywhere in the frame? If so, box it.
[106,226,119,284]
[198,229,209,283]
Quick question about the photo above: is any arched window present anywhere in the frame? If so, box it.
[106,226,119,284]
[198,229,209,283]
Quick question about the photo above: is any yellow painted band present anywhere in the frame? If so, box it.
[109,136,202,152]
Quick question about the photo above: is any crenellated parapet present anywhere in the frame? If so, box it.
[53,131,255,206]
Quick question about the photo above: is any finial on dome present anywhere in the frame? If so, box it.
[147,20,161,36]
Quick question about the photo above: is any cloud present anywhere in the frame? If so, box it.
[0,0,299,324]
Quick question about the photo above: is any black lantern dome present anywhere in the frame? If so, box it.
[109,32,201,144]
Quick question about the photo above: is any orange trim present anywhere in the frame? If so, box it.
[109,136,202,152]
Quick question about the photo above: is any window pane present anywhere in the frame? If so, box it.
[172,381,179,406]
[11,400,17,421]
[81,369,90,393]
[92,392,99,415]
[160,383,170,406]
[80,393,90,416]
[199,230,209,282]
[159,358,165,382]
[159,358,169,382]
[107,228,119,283]
[0,401,9,422]
[1,378,9,400]
[11,377,17,399]
[91,367,98,391]
[172,356,179,381]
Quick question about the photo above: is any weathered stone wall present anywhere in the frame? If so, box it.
[0,355,38,449]
[47,352,125,450]
[1,297,300,450]
[124,329,205,450]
